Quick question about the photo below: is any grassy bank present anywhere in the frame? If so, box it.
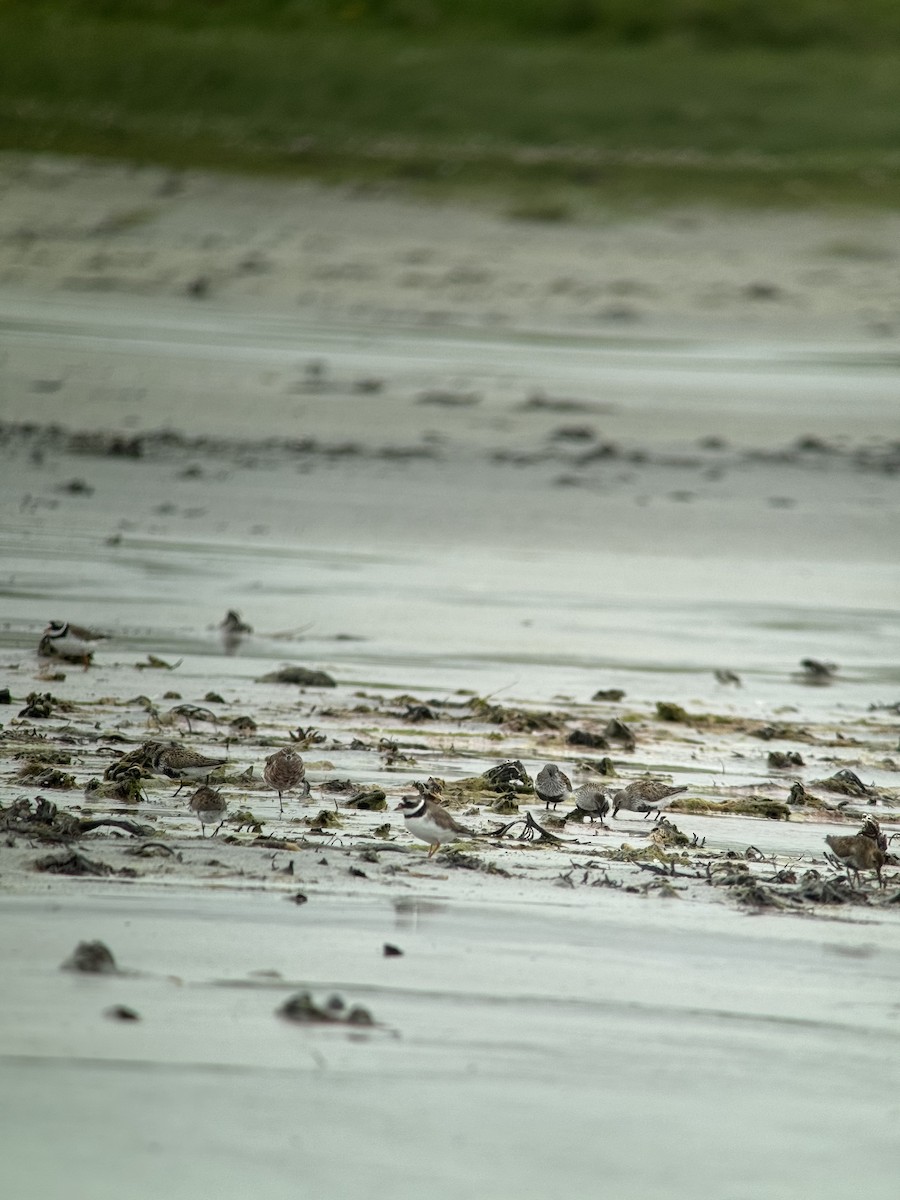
[2,9,900,208]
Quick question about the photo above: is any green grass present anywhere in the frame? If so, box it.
[13,1,900,49]
[2,9,900,208]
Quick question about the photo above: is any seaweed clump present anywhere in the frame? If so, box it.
[442,760,533,808]
[815,769,878,799]
[465,696,565,732]
[258,666,336,687]
[670,796,790,820]
[278,991,374,1027]
[16,762,77,789]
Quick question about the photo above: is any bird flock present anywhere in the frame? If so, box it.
[35,619,896,889]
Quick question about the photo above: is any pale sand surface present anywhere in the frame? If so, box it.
[2,154,900,336]
[1,154,900,1198]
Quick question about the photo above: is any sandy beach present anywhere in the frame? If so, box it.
[1,153,899,1199]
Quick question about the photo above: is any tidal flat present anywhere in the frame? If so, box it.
[1,156,899,1199]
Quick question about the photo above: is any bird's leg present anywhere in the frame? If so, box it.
[278,792,284,815]
[212,820,224,838]
[173,782,184,797]
[428,843,438,858]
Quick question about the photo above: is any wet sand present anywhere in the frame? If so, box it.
[1,154,900,1199]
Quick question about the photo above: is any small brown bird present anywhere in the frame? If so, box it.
[534,763,573,811]
[263,747,309,814]
[612,779,687,821]
[825,833,886,888]
[187,785,227,837]
[397,793,474,857]
[571,783,610,825]
[146,741,228,796]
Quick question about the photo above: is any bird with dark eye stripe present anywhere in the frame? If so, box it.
[39,620,107,668]
[397,792,474,857]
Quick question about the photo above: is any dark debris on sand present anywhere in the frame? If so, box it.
[61,940,119,973]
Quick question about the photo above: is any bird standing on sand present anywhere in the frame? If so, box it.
[799,658,838,683]
[145,741,228,796]
[263,747,309,814]
[825,833,886,888]
[188,785,227,837]
[39,620,107,667]
[219,609,252,654]
[534,763,573,811]
[611,779,687,821]
[571,783,610,825]
[397,793,474,857]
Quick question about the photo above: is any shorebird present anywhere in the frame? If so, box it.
[534,763,572,811]
[611,779,687,821]
[714,669,741,686]
[397,793,474,857]
[145,741,228,796]
[799,658,838,683]
[187,785,227,837]
[825,833,886,888]
[219,609,252,654]
[859,815,888,852]
[571,783,610,825]
[39,620,107,667]
[263,747,309,814]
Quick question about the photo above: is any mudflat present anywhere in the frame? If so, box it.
[1,154,899,1200]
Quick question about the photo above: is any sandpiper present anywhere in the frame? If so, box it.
[39,620,107,667]
[145,741,228,796]
[534,763,572,811]
[187,785,227,837]
[612,779,687,821]
[397,793,474,857]
[263,747,309,814]
[825,833,886,888]
[571,783,610,825]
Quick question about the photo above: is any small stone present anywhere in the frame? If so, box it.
[105,1005,140,1021]
[62,940,118,974]
[346,1005,374,1026]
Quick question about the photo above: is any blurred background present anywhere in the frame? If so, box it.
[2,0,900,208]
[1,0,898,699]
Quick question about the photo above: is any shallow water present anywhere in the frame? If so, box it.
[2,289,899,1199]
[2,889,898,1200]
